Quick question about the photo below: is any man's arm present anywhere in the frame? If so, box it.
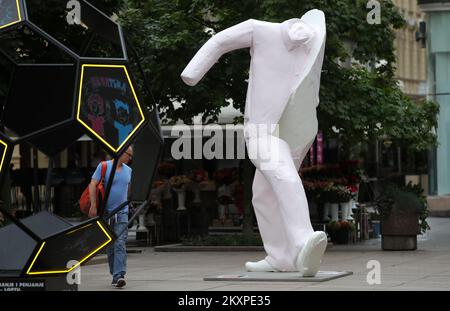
[181,19,254,86]
[88,179,99,218]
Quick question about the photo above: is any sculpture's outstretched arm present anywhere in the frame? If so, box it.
[181,19,254,86]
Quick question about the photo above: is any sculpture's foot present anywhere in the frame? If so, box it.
[245,259,279,272]
[296,231,328,277]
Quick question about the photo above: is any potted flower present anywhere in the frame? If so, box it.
[169,175,192,211]
[150,180,166,206]
[169,175,191,190]
[335,184,356,221]
[214,168,237,225]
[303,180,332,221]
[326,220,356,244]
[344,184,359,220]
[320,183,346,221]
[188,169,209,204]
[300,163,366,223]
[189,169,209,184]
[145,197,162,227]
[376,182,429,251]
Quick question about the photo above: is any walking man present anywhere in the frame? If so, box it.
[89,146,133,288]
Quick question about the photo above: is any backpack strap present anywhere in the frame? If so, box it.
[97,161,108,216]
[100,161,107,183]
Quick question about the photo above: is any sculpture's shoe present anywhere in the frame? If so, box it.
[245,259,279,272]
[296,231,328,277]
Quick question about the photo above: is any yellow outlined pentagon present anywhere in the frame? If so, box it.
[0,0,22,30]
[25,221,113,276]
[77,64,146,154]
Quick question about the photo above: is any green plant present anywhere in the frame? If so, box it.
[169,175,192,189]
[119,0,438,154]
[326,220,355,244]
[376,182,430,234]
[327,220,356,232]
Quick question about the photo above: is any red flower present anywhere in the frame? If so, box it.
[153,180,165,188]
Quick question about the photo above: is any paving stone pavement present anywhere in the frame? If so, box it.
[79,217,450,291]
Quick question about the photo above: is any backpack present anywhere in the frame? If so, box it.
[79,161,107,216]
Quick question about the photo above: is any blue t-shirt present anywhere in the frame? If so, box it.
[92,160,131,214]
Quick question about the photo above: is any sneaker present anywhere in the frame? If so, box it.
[111,280,117,287]
[115,277,126,289]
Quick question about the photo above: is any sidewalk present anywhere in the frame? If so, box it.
[79,217,450,291]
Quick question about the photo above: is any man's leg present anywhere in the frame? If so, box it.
[107,243,115,278]
[112,216,128,286]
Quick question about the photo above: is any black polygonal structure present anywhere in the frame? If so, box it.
[0,211,114,277]
[0,0,164,280]
[0,0,156,157]
[130,109,164,202]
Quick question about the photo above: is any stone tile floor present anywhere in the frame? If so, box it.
[80,217,450,291]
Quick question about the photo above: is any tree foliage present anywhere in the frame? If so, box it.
[0,0,439,152]
[118,0,438,151]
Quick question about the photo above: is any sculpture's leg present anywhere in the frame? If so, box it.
[248,169,291,271]
[246,134,315,271]
[292,142,328,277]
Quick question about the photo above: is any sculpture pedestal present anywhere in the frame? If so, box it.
[204,271,353,282]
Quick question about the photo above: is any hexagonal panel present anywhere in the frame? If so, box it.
[0,50,13,106]
[0,23,76,64]
[130,110,164,202]
[0,22,81,156]
[77,64,146,154]
[26,121,85,157]
[25,0,125,59]
[25,220,113,276]
[0,0,23,30]
[2,64,78,138]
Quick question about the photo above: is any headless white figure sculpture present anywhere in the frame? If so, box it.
[182,10,327,276]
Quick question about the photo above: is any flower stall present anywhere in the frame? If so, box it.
[300,161,366,244]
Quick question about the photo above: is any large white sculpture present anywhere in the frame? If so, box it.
[181,9,327,276]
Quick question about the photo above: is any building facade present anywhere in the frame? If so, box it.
[394,0,428,99]
[418,0,450,196]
